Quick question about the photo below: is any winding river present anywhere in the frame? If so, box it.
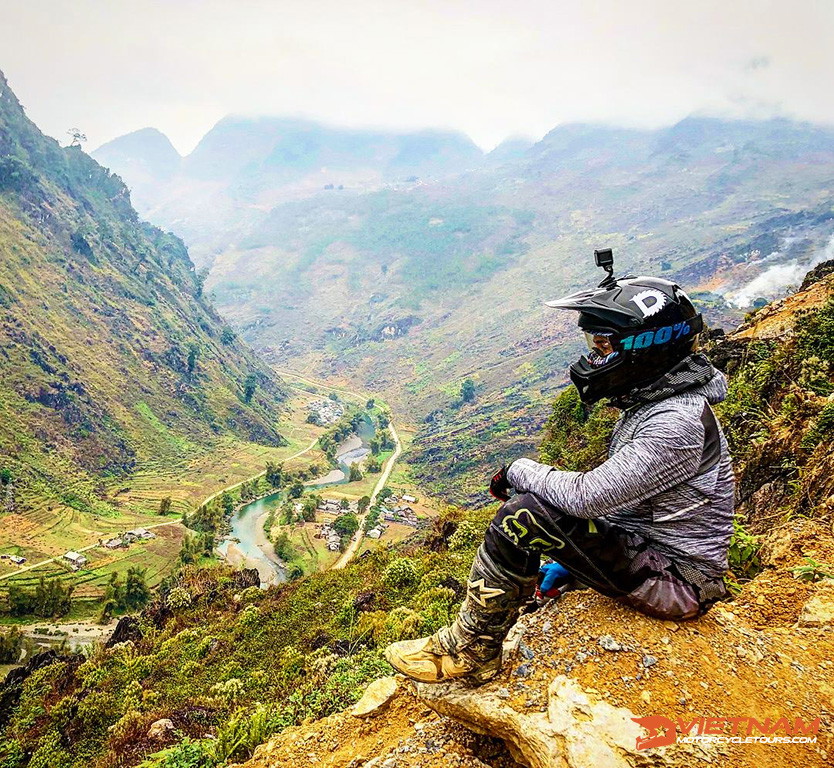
[218,417,375,586]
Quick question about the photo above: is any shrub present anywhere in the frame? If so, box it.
[167,587,192,610]
[798,356,832,396]
[195,636,217,658]
[727,517,761,580]
[448,520,480,551]
[800,401,834,450]
[539,386,617,471]
[137,738,208,768]
[211,677,245,705]
[791,557,834,582]
[383,558,418,589]
[413,587,458,634]
[279,646,305,680]
[795,296,834,364]
[0,627,23,663]
[238,605,261,628]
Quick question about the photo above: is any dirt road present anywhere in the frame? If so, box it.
[331,422,402,570]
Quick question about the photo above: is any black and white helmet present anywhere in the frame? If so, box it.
[546,276,703,404]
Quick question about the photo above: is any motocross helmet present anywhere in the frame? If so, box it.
[546,276,703,404]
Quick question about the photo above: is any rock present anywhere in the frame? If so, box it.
[352,677,399,717]
[709,604,737,626]
[641,654,658,668]
[502,622,526,656]
[798,580,834,627]
[514,663,533,678]
[598,635,623,652]
[416,675,710,768]
[106,615,142,647]
[519,642,535,660]
[147,718,175,740]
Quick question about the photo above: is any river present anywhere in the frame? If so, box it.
[218,415,375,586]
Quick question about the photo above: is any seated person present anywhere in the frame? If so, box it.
[385,272,734,683]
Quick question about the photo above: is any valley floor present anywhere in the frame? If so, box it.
[1,369,432,624]
[0,387,327,611]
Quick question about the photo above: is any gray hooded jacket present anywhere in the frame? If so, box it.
[507,357,735,578]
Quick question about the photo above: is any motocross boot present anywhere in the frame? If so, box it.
[384,543,536,683]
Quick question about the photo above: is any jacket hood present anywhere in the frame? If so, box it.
[690,367,729,405]
[614,353,725,408]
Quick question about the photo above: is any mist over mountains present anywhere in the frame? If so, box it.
[93,111,834,502]
[94,118,494,247]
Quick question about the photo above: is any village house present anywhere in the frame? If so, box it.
[319,522,342,551]
[63,551,88,569]
[401,494,417,503]
[104,537,125,550]
[307,398,345,426]
[382,505,419,527]
[124,528,156,542]
[318,498,348,515]
[0,554,26,565]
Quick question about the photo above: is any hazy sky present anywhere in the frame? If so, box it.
[2,0,832,154]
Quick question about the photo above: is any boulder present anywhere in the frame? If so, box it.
[798,579,834,627]
[417,675,702,768]
[147,718,175,740]
[351,677,399,718]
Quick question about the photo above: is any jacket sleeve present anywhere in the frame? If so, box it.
[506,404,705,518]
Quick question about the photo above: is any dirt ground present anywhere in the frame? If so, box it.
[237,683,524,768]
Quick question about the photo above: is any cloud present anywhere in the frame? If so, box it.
[2,0,833,153]
[745,56,772,72]
[726,235,834,307]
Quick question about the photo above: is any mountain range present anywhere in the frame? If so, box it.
[93,112,834,503]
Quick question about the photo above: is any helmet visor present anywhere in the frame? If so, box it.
[582,330,621,369]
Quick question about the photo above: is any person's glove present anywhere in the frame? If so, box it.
[539,561,571,598]
[489,465,513,501]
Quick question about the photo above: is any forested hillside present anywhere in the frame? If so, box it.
[0,70,288,549]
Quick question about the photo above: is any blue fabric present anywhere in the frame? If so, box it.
[539,561,570,592]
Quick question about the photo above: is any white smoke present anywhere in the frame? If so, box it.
[726,234,834,308]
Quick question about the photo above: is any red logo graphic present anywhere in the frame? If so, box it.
[631,716,677,749]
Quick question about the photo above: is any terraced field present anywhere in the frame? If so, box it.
[0,388,329,602]
[0,525,186,602]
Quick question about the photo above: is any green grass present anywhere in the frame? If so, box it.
[135,401,197,455]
